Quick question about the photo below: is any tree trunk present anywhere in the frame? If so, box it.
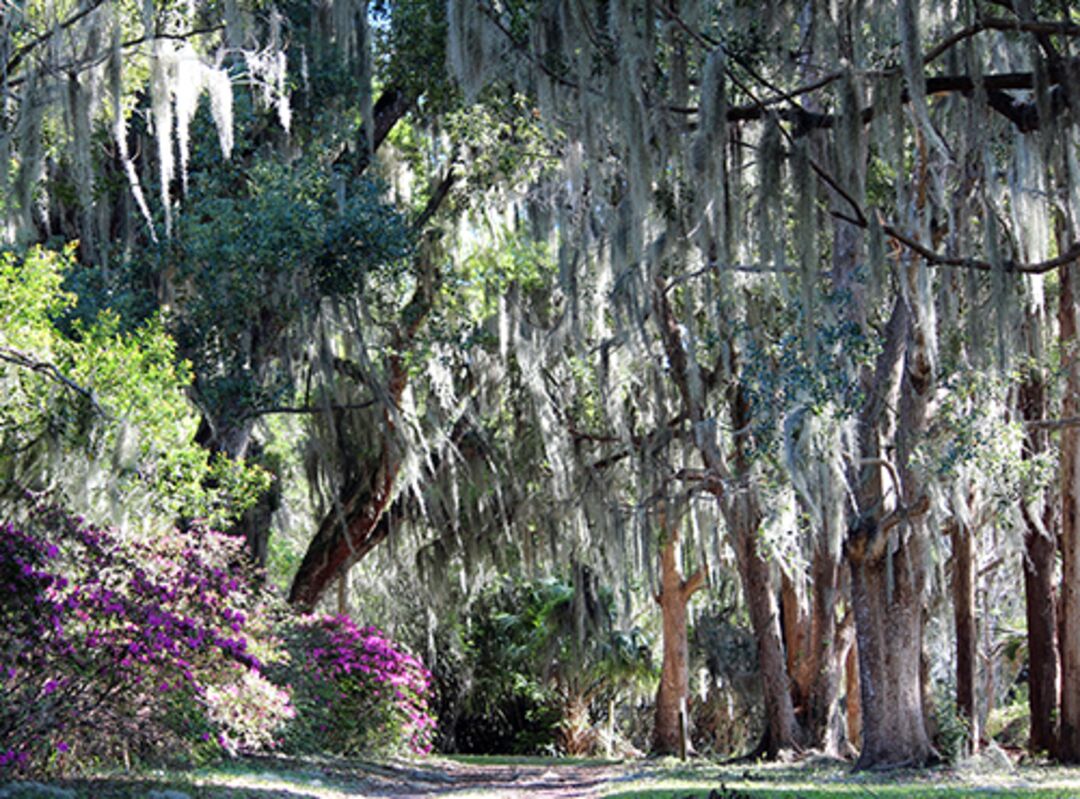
[653,517,705,755]
[846,638,861,752]
[1058,261,1080,761]
[724,384,803,757]
[781,550,845,754]
[652,278,803,757]
[949,519,978,753]
[847,519,934,769]
[1020,276,1060,756]
[288,214,449,609]
[781,572,810,715]
[1023,512,1059,755]
[288,442,399,610]
[336,568,350,615]
[194,416,280,565]
[845,293,935,770]
[736,528,801,757]
[288,359,409,610]
[805,549,845,753]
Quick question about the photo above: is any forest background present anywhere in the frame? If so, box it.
[3,0,1080,779]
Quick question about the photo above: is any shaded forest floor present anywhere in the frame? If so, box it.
[5,753,1080,798]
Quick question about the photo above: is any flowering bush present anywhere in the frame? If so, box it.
[0,501,293,774]
[204,668,295,754]
[274,615,436,756]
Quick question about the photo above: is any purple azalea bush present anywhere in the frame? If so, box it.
[0,500,438,774]
[274,614,436,756]
[0,502,292,774]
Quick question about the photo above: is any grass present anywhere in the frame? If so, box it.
[599,758,1080,799]
[4,754,1080,798]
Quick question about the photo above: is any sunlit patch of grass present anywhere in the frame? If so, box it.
[604,791,1080,799]
[601,759,1080,799]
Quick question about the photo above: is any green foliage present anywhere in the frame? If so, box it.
[438,572,655,755]
[0,245,264,527]
[271,615,435,757]
[740,298,877,463]
[921,365,1051,512]
[436,230,554,340]
[372,0,456,115]
[161,154,411,419]
[442,93,554,197]
[987,683,1033,751]
[931,685,972,765]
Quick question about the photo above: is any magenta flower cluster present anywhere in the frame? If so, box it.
[0,503,288,773]
[278,614,436,756]
[1,500,439,773]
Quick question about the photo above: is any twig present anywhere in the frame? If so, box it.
[5,0,109,76]
[240,400,378,420]
[1025,415,1080,430]
[0,345,106,416]
[923,16,1080,65]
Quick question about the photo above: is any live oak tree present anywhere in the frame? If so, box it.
[440,0,1080,769]
[13,0,1080,769]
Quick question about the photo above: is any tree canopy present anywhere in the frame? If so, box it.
[5,0,1080,772]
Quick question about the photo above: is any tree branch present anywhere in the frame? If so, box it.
[828,205,1080,276]
[6,25,224,90]
[1026,415,1080,431]
[0,345,105,416]
[871,494,931,561]
[682,565,707,599]
[240,399,378,420]
[5,0,109,76]
[923,16,1080,65]
[412,168,456,233]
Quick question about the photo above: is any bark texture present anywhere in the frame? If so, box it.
[1023,513,1059,754]
[653,276,803,756]
[949,519,978,753]
[288,437,401,610]
[1019,354,1059,754]
[845,640,862,751]
[653,516,705,755]
[1059,262,1080,761]
[848,518,933,769]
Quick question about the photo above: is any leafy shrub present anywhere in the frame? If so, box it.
[433,572,654,756]
[987,681,1031,751]
[273,614,435,756]
[932,685,972,764]
[0,500,293,774]
[0,244,268,531]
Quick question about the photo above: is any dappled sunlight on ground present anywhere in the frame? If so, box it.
[601,756,1080,799]
[6,755,1080,798]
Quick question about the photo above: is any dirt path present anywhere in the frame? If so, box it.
[334,758,627,798]
[10,756,644,798]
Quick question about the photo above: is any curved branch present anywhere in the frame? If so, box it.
[682,565,707,599]
[5,0,109,76]
[829,205,1080,276]
[924,16,1080,65]
[0,345,105,416]
[6,25,224,90]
